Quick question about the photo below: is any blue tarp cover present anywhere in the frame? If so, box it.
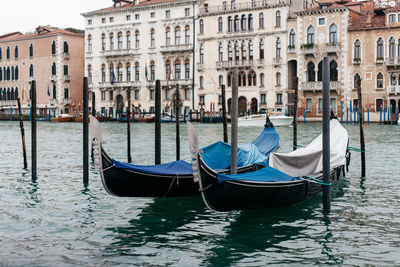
[113,159,194,175]
[217,166,299,183]
[252,127,280,155]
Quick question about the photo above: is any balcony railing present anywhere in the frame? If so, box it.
[197,63,204,71]
[386,57,400,66]
[49,99,57,105]
[325,42,341,53]
[64,99,72,105]
[200,0,286,14]
[273,57,282,66]
[50,75,57,82]
[301,81,339,91]
[301,44,318,55]
[389,85,400,94]
[102,49,141,57]
[160,44,193,53]
[64,75,71,82]
[216,60,255,70]
[257,59,264,67]
[288,47,296,54]
[63,53,70,59]
[0,100,18,107]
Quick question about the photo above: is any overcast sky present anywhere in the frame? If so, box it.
[0,0,112,35]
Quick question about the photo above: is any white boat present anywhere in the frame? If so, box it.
[238,113,292,127]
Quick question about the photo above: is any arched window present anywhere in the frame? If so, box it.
[376,72,383,88]
[135,30,140,48]
[199,19,204,34]
[11,66,14,80]
[354,73,361,88]
[317,61,323,81]
[6,67,10,80]
[135,62,140,81]
[276,37,281,59]
[276,72,281,86]
[218,17,223,32]
[117,32,123,49]
[11,88,14,100]
[248,14,254,30]
[242,41,247,60]
[174,60,181,80]
[15,87,18,99]
[238,71,243,86]
[64,41,69,53]
[259,13,264,29]
[330,60,338,81]
[354,39,361,60]
[276,11,281,27]
[248,72,253,86]
[52,84,57,99]
[234,15,240,32]
[29,44,34,57]
[52,62,56,75]
[249,40,254,60]
[126,31,131,49]
[6,47,10,59]
[307,26,315,44]
[175,26,181,45]
[150,29,155,47]
[101,64,106,82]
[0,47,2,60]
[199,44,204,63]
[29,64,34,77]
[165,27,171,45]
[289,29,296,47]
[117,63,123,82]
[259,39,264,60]
[329,24,337,43]
[88,35,92,52]
[150,61,155,81]
[307,62,315,82]
[185,25,190,44]
[234,41,240,61]
[228,42,233,61]
[228,16,233,32]
[227,72,232,87]
[109,33,114,50]
[101,33,106,50]
[391,72,397,85]
[241,72,246,86]
[109,63,114,82]
[0,68,2,81]
[88,65,93,83]
[377,38,384,59]
[185,59,190,79]
[218,42,223,62]
[200,76,204,88]
[241,15,247,31]
[389,37,395,58]
[52,40,56,55]
[14,45,18,59]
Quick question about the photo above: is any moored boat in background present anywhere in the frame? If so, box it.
[238,113,292,127]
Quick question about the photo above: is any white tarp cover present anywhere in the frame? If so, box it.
[269,120,348,177]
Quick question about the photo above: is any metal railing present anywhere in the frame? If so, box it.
[388,85,400,93]
[216,60,255,69]
[160,44,193,53]
[200,0,286,14]
[301,81,339,91]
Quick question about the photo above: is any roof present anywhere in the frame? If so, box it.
[0,27,83,42]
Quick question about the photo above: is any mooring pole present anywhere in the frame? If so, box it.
[322,57,331,213]
[356,76,366,178]
[31,81,37,180]
[175,85,180,161]
[127,89,132,163]
[231,70,238,175]
[293,77,298,151]
[83,77,89,187]
[221,84,228,143]
[17,98,28,169]
[155,80,161,164]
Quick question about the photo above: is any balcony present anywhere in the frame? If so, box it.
[50,75,57,82]
[388,85,400,94]
[385,57,400,66]
[216,60,255,70]
[257,59,264,68]
[353,58,361,65]
[288,46,296,54]
[273,57,282,66]
[199,0,285,14]
[111,81,142,88]
[160,44,193,54]
[64,99,72,105]
[325,42,341,54]
[167,79,192,87]
[64,75,71,82]
[27,76,34,82]
[301,44,318,56]
[63,53,70,59]
[102,49,140,58]
[197,63,204,71]
[49,99,57,105]
[376,57,384,64]
[0,100,18,107]
[301,81,339,92]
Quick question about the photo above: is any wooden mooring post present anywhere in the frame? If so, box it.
[155,80,161,165]
[356,76,366,178]
[31,81,37,180]
[17,98,28,169]
[230,70,238,175]
[322,57,331,213]
[221,84,228,143]
[127,89,132,163]
[175,85,180,161]
[293,78,298,151]
[83,77,89,187]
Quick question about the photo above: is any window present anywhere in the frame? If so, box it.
[219,75,224,87]
[276,93,282,105]
[228,42,233,61]
[175,26,181,45]
[135,14,139,20]
[64,65,69,75]
[231,0,236,9]
[259,39,264,60]
[235,41,240,61]
[259,13,264,29]
[150,61,155,81]
[126,15,131,21]
[126,31,131,49]
[63,41,69,53]
[117,63,123,82]
[150,29,155,47]
[166,10,170,18]
[249,40,253,60]
[377,72,383,88]
[307,62,315,82]
[135,62,140,81]
[109,17,114,23]
[307,26,315,44]
[109,91,113,100]
[276,37,281,59]
[219,42,224,62]
[241,41,247,60]
[52,40,56,54]
[199,95,205,105]
[185,8,190,16]
[166,89,171,100]
[260,73,265,86]
[377,38,384,59]
[15,66,19,80]
[174,60,181,80]
[329,24,337,43]
[52,85,57,99]
[0,47,2,60]
[117,32,123,50]
[241,15,247,31]
[200,44,204,63]
[64,88,69,99]
[391,72,396,85]
[330,61,338,81]
[228,16,233,32]
[185,25,190,44]
[376,98,383,111]
[14,46,18,59]
[218,17,223,32]
[389,37,396,58]
[223,1,227,10]
[276,72,281,86]
[354,39,361,60]
[88,35,92,52]
[150,89,155,100]
[29,64,34,77]
[109,64,114,82]
[135,30,140,48]
[109,33,114,50]
[101,64,106,82]
[248,14,253,30]
[126,63,131,81]
[151,12,155,18]
[101,33,106,50]
[199,19,204,34]
[101,92,105,101]
[185,60,190,79]
[102,18,106,23]
[29,44,33,57]
[353,73,361,89]
[165,27,171,46]
[389,14,396,23]
[306,99,312,111]
[200,76,204,88]
[52,62,56,75]
[289,29,296,47]
[319,18,326,26]
[6,47,10,59]
[88,19,92,25]
[165,61,171,80]
[276,11,281,27]
[135,90,139,100]
[261,94,266,105]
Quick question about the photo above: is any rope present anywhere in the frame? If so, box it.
[163,174,177,198]
[347,147,366,153]
[302,175,332,186]
[199,183,214,192]
[293,145,303,148]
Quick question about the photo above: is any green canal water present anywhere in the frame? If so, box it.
[0,121,399,266]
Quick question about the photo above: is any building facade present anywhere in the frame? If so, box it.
[0,26,84,116]
[82,0,198,117]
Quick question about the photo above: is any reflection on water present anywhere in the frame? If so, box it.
[0,121,399,265]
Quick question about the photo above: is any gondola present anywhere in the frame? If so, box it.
[90,116,279,198]
[187,119,351,212]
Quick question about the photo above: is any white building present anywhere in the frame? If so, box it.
[82,0,198,117]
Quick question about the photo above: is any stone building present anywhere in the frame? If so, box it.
[0,26,84,116]
[82,0,198,117]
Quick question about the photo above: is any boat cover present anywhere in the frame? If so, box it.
[269,119,348,177]
[200,126,279,170]
[113,159,194,175]
[218,166,299,183]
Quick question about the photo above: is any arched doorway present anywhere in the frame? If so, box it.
[250,98,258,114]
[238,96,247,116]
[116,94,124,118]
